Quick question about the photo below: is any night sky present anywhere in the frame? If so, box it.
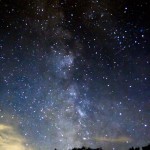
[0,0,150,150]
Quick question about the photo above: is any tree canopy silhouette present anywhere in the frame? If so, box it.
[54,143,150,150]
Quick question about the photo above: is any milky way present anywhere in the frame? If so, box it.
[0,0,150,150]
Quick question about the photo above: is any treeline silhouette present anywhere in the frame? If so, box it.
[54,143,150,150]
[129,144,150,150]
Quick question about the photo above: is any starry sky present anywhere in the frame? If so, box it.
[0,0,150,150]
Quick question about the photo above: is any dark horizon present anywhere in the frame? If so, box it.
[54,143,150,150]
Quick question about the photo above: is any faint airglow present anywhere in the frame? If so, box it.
[0,124,33,150]
[94,136,133,143]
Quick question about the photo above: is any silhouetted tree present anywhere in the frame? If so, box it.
[71,147,103,150]
[142,144,150,150]
[54,143,150,150]
[81,146,86,149]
